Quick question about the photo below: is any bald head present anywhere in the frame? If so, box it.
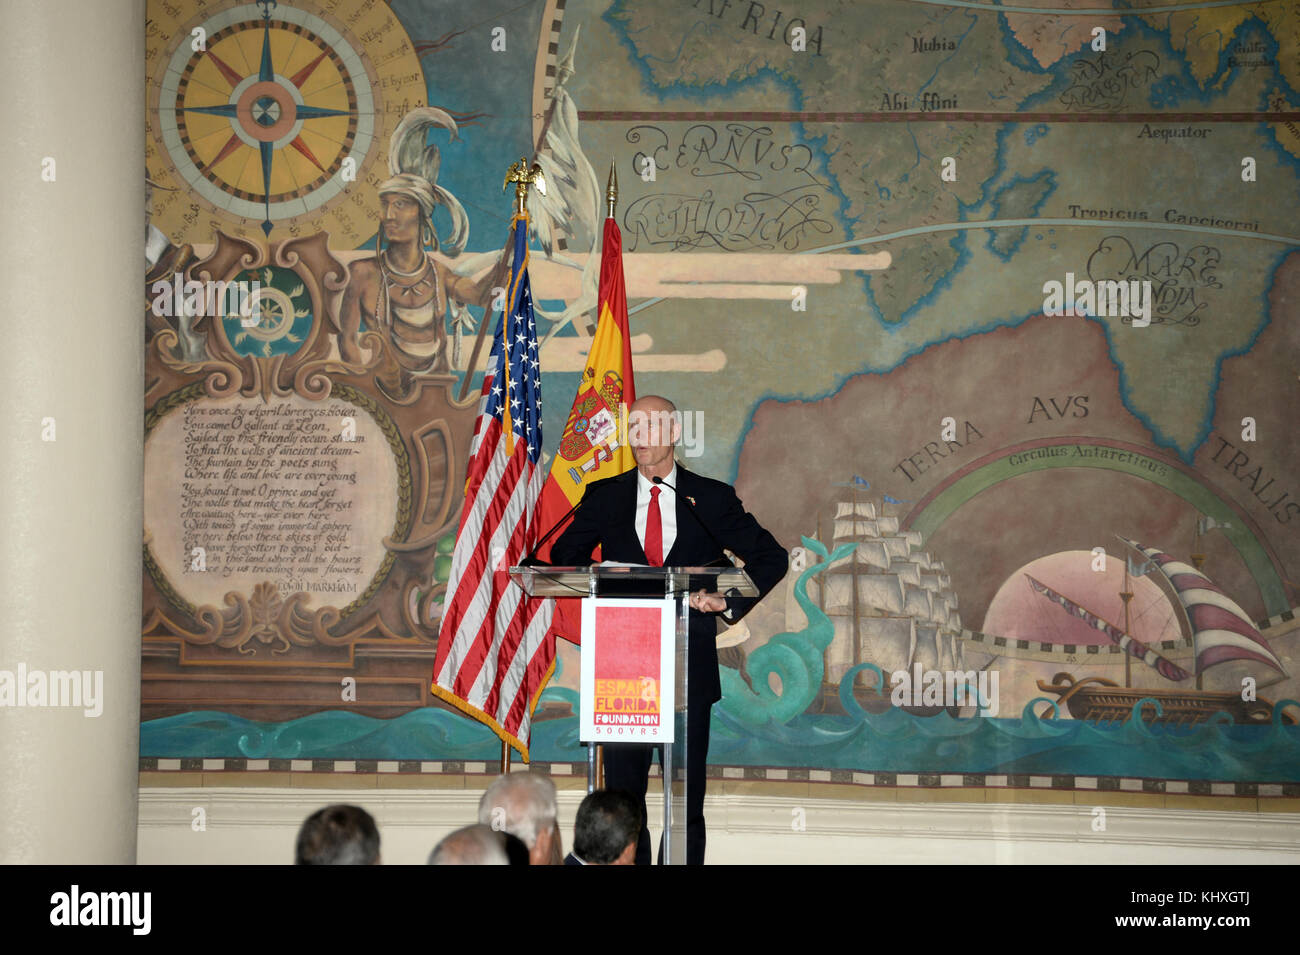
[427,824,510,865]
[630,395,675,416]
[627,395,679,479]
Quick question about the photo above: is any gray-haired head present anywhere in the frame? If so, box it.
[477,772,559,850]
[427,824,509,865]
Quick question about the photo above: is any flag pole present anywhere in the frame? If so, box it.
[585,161,618,796]
[498,159,545,771]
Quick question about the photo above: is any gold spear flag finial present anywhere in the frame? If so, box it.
[606,160,618,219]
[504,157,546,216]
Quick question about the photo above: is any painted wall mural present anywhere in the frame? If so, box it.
[142,0,1300,797]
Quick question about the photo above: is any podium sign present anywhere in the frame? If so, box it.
[579,598,676,744]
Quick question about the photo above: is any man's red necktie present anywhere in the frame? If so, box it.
[645,485,663,566]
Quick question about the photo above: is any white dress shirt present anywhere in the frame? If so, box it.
[633,465,735,619]
[634,464,677,562]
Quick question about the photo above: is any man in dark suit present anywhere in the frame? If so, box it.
[551,395,787,865]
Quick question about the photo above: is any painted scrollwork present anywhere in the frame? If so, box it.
[142,230,478,667]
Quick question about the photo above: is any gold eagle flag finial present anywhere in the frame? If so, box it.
[504,157,546,216]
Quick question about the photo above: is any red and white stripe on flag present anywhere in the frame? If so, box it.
[431,214,555,760]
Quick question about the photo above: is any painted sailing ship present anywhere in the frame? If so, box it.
[799,493,972,716]
[1034,536,1293,725]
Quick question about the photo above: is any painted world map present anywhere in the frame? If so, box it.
[555,0,1300,746]
[565,0,1300,464]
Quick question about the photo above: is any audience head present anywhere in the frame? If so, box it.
[572,789,640,865]
[428,824,512,865]
[295,804,381,865]
[477,772,561,865]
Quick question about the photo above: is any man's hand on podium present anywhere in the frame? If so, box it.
[690,589,727,613]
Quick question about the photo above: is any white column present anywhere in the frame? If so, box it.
[0,0,144,863]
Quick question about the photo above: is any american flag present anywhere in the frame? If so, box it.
[431,214,555,759]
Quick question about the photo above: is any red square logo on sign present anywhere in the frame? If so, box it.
[593,605,661,680]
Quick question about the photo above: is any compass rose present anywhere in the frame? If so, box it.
[148,0,427,246]
[152,0,406,245]
[171,0,352,235]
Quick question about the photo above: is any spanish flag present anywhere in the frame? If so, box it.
[535,214,637,643]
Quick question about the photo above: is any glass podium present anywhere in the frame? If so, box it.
[512,564,756,865]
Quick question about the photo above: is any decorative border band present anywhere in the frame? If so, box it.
[138,758,1299,796]
[958,605,1296,657]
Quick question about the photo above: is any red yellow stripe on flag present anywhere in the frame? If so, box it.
[534,216,637,642]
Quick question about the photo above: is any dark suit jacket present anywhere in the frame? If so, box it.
[550,465,787,703]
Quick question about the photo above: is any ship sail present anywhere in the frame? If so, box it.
[821,567,905,615]
[805,490,967,693]
[881,536,911,560]
[891,560,921,587]
[902,583,933,620]
[948,631,967,670]
[928,591,954,627]
[1025,573,1190,681]
[852,540,894,572]
[835,501,876,519]
[855,616,916,680]
[911,624,942,670]
[1121,538,1286,677]
[834,517,878,539]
